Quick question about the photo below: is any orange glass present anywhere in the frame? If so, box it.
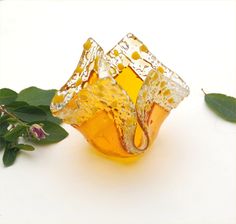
[50,34,189,159]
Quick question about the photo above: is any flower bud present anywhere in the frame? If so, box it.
[29,124,48,140]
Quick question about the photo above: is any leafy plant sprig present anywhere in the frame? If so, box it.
[0,87,68,167]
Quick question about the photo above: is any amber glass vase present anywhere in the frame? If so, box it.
[50,34,189,159]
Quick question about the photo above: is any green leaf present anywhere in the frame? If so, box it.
[0,115,9,124]
[38,105,62,124]
[11,105,47,122]
[4,125,26,142]
[5,101,29,110]
[15,144,35,151]
[0,121,9,136]
[0,88,17,105]
[16,87,56,106]
[203,90,236,122]
[0,137,6,150]
[6,118,18,124]
[31,121,68,144]
[3,145,19,167]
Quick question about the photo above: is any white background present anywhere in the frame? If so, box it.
[0,1,236,223]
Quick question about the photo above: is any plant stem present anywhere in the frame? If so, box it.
[0,105,29,127]
[201,88,206,95]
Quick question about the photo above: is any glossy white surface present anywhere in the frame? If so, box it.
[0,1,236,223]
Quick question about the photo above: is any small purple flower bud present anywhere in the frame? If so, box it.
[29,124,49,140]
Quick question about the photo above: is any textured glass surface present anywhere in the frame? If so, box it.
[50,34,190,158]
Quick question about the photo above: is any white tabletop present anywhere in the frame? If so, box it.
[0,1,236,223]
